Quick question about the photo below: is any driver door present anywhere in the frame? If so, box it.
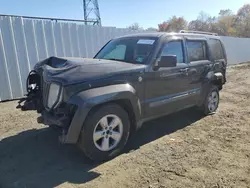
[144,38,191,118]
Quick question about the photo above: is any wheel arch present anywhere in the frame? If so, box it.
[198,71,224,107]
[89,99,138,135]
[63,84,141,144]
[207,71,225,90]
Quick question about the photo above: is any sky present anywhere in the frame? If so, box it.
[0,0,249,29]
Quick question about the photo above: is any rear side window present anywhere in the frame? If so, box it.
[187,41,208,62]
[208,39,225,60]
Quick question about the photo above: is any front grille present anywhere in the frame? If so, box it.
[42,81,50,108]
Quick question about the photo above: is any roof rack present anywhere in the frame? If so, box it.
[179,30,218,36]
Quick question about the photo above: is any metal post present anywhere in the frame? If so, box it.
[83,0,101,26]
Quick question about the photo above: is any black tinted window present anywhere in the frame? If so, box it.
[160,41,184,64]
[187,41,208,62]
[208,39,224,60]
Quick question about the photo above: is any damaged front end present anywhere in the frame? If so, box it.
[16,70,43,112]
[16,57,78,143]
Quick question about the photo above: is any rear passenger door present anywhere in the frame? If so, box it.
[185,39,212,104]
[207,39,227,82]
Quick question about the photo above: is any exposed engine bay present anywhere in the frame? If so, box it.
[16,70,43,112]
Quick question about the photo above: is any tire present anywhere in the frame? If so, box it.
[77,104,130,162]
[202,85,220,115]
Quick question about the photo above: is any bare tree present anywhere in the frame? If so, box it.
[188,12,218,32]
[235,4,250,37]
[145,27,158,32]
[127,23,143,31]
[217,9,236,36]
[158,16,187,32]
[153,3,250,37]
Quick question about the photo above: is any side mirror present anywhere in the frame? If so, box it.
[157,55,177,68]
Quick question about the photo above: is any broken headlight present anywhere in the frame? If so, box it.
[47,83,61,109]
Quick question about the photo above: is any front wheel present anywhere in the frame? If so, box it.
[77,104,130,162]
[202,86,220,115]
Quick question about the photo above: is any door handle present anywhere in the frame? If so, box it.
[189,68,197,74]
[179,68,189,72]
[179,68,189,75]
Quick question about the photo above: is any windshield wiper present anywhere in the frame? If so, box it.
[106,58,124,62]
[102,58,136,64]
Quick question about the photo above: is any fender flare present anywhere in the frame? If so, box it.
[205,71,225,84]
[63,84,141,144]
[198,71,224,106]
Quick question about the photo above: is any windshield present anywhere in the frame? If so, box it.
[94,37,158,64]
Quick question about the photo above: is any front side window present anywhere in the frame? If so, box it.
[95,37,157,64]
[187,40,208,62]
[160,41,184,64]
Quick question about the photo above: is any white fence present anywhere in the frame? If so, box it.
[220,36,250,65]
[0,16,140,101]
[0,15,250,101]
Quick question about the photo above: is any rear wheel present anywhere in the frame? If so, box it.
[77,104,130,162]
[202,86,219,115]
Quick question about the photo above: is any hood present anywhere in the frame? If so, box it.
[35,56,146,85]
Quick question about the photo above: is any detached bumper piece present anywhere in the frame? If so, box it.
[16,93,42,112]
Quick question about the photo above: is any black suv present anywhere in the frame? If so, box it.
[18,30,227,161]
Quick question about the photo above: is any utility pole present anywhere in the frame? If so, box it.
[83,0,101,25]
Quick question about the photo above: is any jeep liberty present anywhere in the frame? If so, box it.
[17,30,227,161]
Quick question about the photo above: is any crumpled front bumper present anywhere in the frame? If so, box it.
[17,69,84,144]
[36,102,77,144]
[37,110,71,128]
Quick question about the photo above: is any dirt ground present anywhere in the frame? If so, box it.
[0,63,250,188]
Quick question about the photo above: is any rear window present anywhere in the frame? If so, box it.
[187,40,208,62]
[208,39,225,60]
